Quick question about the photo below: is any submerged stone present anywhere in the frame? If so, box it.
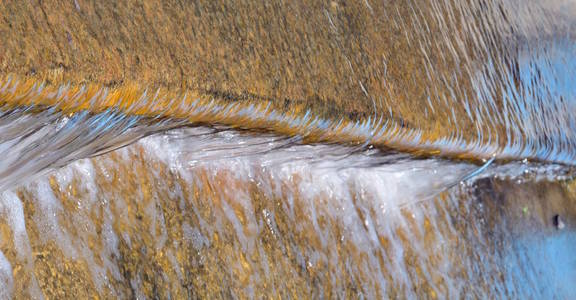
[0,0,573,298]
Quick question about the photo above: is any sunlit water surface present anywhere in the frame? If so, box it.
[0,117,574,298]
[0,0,575,298]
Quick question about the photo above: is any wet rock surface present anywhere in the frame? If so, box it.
[0,128,574,298]
[0,0,574,298]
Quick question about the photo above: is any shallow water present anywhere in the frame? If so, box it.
[0,0,575,298]
[0,117,574,298]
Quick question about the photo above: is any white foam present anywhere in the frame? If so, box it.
[0,250,13,300]
[0,125,571,297]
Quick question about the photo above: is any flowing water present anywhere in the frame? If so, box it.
[0,0,575,298]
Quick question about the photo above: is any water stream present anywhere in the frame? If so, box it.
[0,0,574,298]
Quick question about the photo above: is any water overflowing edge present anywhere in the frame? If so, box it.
[0,79,575,298]
[1,76,575,166]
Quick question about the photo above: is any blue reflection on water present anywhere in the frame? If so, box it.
[505,229,576,298]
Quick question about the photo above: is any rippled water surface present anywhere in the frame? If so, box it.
[0,113,574,298]
[0,0,574,298]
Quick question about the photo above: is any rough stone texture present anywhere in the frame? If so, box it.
[0,0,492,132]
[1,0,574,153]
[1,138,574,298]
[0,0,574,298]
